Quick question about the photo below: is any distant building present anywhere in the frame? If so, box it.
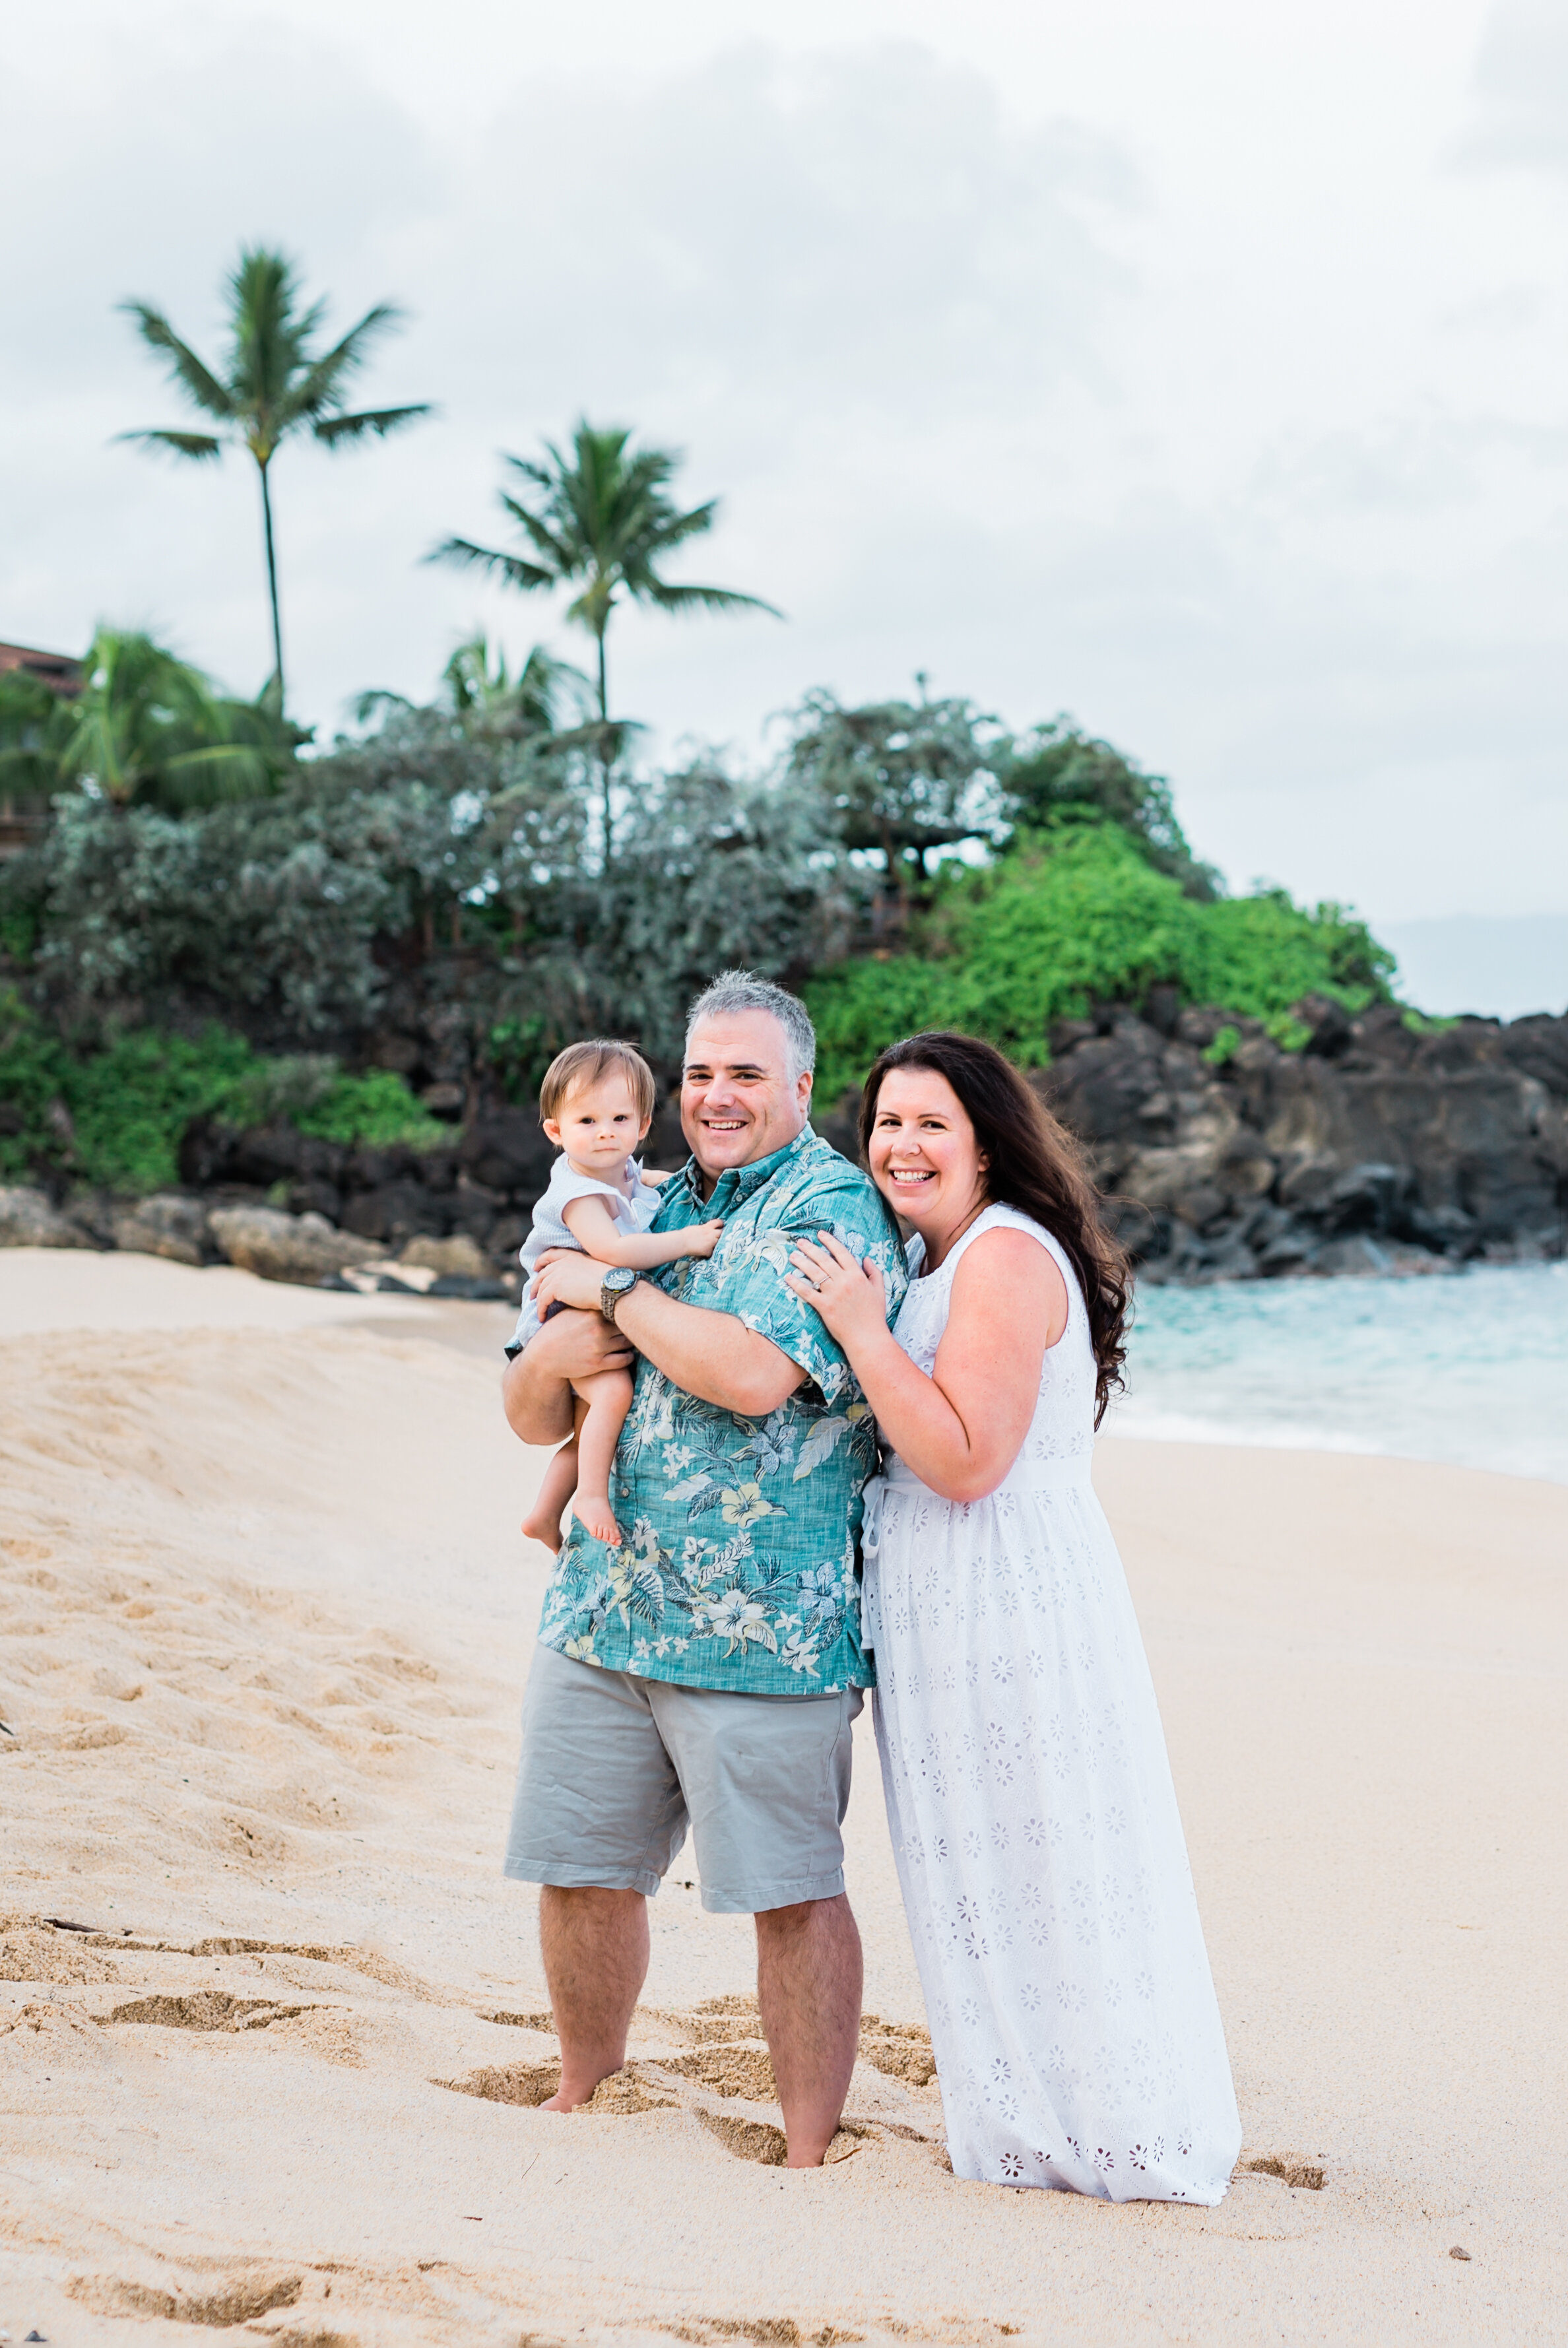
[0,637,82,858]
[0,639,83,694]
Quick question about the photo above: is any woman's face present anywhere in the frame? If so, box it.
[868,1065,988,1235]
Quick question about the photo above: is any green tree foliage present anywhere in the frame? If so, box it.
[1,673,1398,1175]
[487,755,855,1093]
[0,987,71,1176]
[0,669,61,802]
[1000,723,1222,900]
[0,697,847,1086]
[121,247,432,700]
[803,823,1392,1101]
[783,684,1008,923]
[431,422,780,850]
[10,756,475,1036]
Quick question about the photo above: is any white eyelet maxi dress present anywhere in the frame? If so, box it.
[863,1203,1241,2201]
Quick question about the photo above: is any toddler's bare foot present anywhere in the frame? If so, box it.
[521,1504,564,1552]
[573,1493,622,1546]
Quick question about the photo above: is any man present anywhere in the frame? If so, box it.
[502,969,906,2166]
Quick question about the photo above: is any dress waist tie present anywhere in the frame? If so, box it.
[859,1472,888,1563]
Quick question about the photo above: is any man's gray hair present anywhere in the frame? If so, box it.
[684,969,817,1082]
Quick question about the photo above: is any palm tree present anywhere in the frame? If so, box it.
[430,422,779,849]
[48,628,292,811]
[439,636,595,741]
[352,635,595,746]
[119,246,432,705]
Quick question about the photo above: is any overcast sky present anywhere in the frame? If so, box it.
[5,0,1566,979]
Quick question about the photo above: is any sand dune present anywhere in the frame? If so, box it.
[1,1249,1563,2345]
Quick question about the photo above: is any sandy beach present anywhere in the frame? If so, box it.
[1,1245,1564,2347]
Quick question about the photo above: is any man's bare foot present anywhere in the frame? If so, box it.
[573,1493,622,1546]
[539,2068,614,2112]
[521,1505,564,1552]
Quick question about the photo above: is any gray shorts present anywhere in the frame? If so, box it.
[504,1644,863,1914]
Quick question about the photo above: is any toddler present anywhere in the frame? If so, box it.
[508,1039,721,1552]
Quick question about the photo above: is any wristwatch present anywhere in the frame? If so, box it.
[600,1266,639,1326]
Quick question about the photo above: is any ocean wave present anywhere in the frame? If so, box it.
[1110,1262,1568,1485]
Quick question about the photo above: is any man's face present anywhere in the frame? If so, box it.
[681,1010,812,1184]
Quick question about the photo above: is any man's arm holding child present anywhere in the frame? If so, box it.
[530,1253,805,1419]
[502,1308,633,1446]
[560,1194,724,1272]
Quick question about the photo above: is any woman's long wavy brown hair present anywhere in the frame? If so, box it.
[859,1031,1130,1427]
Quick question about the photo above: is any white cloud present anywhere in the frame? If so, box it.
[1455,0,1568,170]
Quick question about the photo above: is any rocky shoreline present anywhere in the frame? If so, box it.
[2,996,1564,1293]
[1029,994,1568,1283]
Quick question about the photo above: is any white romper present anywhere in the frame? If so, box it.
[864,1201,1241,2201]
[506,1155,663,1355]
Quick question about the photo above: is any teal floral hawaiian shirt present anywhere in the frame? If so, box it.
[537,1124,907,1695]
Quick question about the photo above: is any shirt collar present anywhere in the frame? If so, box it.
[675,1122,816,1213]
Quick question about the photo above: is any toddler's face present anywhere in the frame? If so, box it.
[544,1072,651,1176]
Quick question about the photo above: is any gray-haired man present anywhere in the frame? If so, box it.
[502,971,906,2164]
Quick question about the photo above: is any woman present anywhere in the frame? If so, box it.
[785,1032,1240,2200]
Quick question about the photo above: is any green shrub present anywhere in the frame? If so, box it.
[1175,888,1390,1020]
[65,1026,259,1193]
[1401,1008,1459,1037]
[0,989,72,1181]
[0,1000,443,1194]
[803,824,1392,1100]
[209,1052,446,1150]
[280,1068,447,1151]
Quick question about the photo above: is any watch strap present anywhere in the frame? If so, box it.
[601,1270,638,1326]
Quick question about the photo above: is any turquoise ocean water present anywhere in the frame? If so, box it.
[1109,1262,1568,1485]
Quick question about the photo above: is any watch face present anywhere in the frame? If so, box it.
[605,1267,637,1292]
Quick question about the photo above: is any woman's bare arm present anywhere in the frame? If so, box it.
[785,1227,1065,1503]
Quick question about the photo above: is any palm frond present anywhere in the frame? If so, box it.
[290,302,405,417]
[352,687,414,725]
[616,444,680,501]
[230,250,332,426]
[518,643,596,721]
[425,537,557,593]
[498,493,577,575]
[639,582,783,618]
[313,402,434,445]
[154,739,280,808]
[119,303,236,419]
[502,451,561,498]
[639,497,720,554]
[116,428,224,461]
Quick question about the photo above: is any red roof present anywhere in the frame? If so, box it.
[0,640,83,694]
